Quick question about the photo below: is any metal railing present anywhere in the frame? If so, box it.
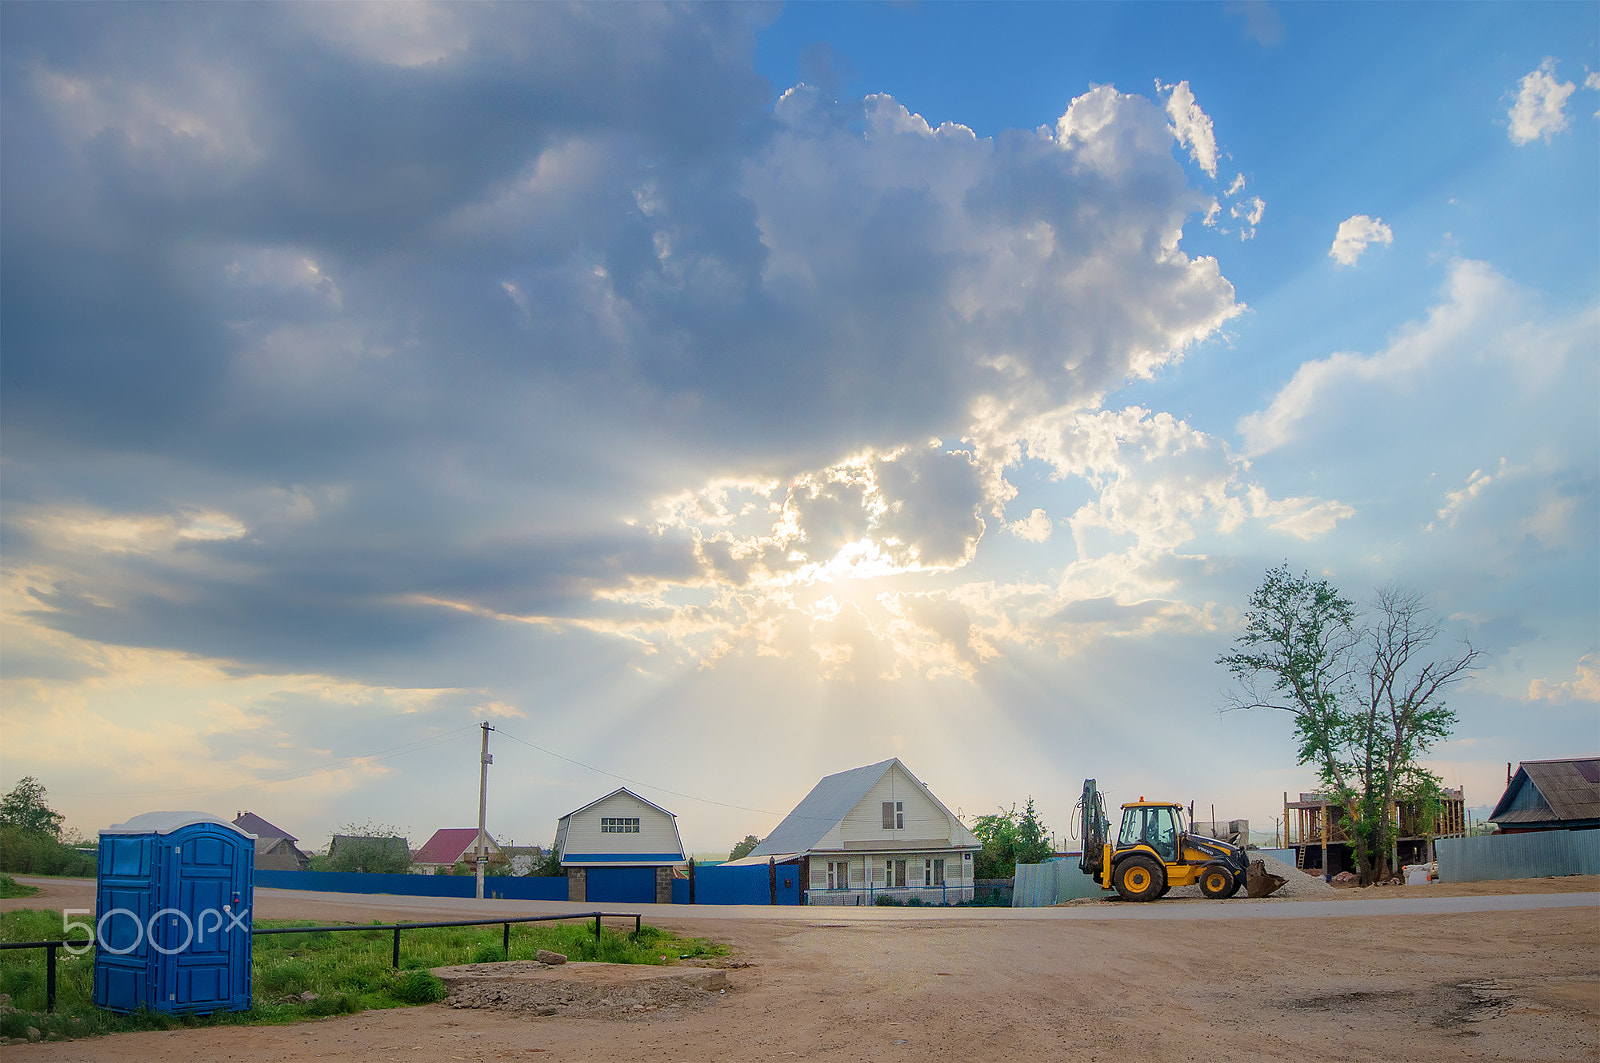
[253,911,642,970]
[1,910,641,1013]
[0,939,93,1013]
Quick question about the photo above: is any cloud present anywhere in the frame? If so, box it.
[1525,652,1599,704]
[1507,58,1576,144]
[1156,80,1219,177]
[1426,462,1502,531]
[1005,508,1054,542]
[1328,214,1393,266]
[1223,2,1285,47]
[1239,259,1567,454]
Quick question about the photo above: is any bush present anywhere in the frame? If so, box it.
[0,827,95,877]
[391,970,448,1005]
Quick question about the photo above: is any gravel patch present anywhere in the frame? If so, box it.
[434,960,729,1019]
[1166,852,1337,900]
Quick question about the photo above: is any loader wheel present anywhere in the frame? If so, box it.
[1199,863,1239,899]
[1113,855,1165,902]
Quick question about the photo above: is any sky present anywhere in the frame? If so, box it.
[2,2,1596,857]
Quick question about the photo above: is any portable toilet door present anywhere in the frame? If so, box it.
[95,812,255,1014]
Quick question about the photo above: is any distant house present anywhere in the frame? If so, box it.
[233,811,311,872]
[749,758,981,905]
[1490,758,1600,834]
[501,845,544,876]
[556,788,686,904]
[412,828,505,875]
[327,834,411,873]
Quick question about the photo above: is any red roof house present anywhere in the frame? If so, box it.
[413,828,504,874]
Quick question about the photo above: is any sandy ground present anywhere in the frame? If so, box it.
[5,876,1597,1062]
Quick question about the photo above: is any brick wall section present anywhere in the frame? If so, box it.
[567,867,586,902]
[655,865,673,904]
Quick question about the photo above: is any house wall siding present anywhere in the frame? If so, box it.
[839,764,956,846]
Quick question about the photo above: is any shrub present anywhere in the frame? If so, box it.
[0,827,95,877]
[391,970,448,1005]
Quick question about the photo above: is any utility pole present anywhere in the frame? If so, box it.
[477,721,494,900]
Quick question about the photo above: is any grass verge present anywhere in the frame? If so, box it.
[0,908,726,1042]
[0,874,39,900]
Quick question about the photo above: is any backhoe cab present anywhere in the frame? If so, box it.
[1078,779,1253,901]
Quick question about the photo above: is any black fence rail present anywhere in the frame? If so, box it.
[253,911,643,970]
[2,910,641,1013]
[0,939,94,1013]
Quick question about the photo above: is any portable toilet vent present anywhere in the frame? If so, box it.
[95,811,255,1014]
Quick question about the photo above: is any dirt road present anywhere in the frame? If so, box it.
[6,877,1598,1062]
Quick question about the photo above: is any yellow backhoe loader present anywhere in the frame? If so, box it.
[1077,779,1285,901]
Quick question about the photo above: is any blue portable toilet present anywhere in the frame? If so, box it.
[95,812,254,1014]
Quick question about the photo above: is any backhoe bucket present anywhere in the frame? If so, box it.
[1246,859,1286,898]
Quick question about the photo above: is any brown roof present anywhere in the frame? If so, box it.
[1491,758,1600,825]
[234,811,298,842]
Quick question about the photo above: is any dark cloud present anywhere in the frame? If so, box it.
[2,5,1239,683]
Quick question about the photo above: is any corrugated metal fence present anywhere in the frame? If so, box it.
[1012,860,1103,906]
[1435,831,1600,882]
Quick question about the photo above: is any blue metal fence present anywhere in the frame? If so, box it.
[692,861,802,905]
[253,870,568,901]
[1435,830,1600,882]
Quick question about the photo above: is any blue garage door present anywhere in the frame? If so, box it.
[585,866,657,904]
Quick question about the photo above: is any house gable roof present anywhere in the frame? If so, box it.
[234,811,297,842]
[1490,757,1600,825]
[749,758,976,858]
[414,828,499,866]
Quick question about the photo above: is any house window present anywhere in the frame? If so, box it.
[600,817,640,833]
[933,858,945,886]
[881,801,904,830]
[889,859,906,888]
[828,861,850,890]
[924,859,932,886]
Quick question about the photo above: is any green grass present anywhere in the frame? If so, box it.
[0,873,39,899]
[0,908,726,1042]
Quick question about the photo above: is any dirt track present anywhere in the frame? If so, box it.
[5,877,1598,1062]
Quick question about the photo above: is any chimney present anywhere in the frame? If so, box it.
[1507,762,1512,785]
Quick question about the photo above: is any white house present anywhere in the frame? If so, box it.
[555,787,687,904]
[748,758,981,905]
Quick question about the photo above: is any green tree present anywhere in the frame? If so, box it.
[969,798,1052,879]
[727,835,762,861]
[530,841,565,877]
[325,821,412,873]
[1219,565,1479,884]
[0,777,64,839]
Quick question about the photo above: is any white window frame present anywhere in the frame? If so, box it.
[600,817,640,834]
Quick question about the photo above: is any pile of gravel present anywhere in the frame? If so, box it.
[1166,852,1337,900]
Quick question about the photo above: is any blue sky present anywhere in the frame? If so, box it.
[2,2,1595,856]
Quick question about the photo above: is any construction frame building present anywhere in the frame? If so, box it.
[1284,787,1466,877]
